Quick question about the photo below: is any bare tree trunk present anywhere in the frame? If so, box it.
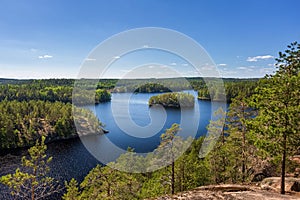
[171,161,175,195]
[242,130,246,183]
[31,185,35,200]
[107,183,111,197]
[281,132,287,194]
[182,164,185,191]
[242,103,246,183]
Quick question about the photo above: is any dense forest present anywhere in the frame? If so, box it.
[0,82,111,104]
[197,80,258,102]
[0,100,103,149]
[0,43,299,199]
[149,92,195,108]
[0,78,112,149]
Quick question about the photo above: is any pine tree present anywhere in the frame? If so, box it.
[226,94,257,183]
[78,164,139,200]
[0,136,61,200]
[250,42,300,194]
[206,108,229,183]
[157,123,181,194]
[62,178,80,200]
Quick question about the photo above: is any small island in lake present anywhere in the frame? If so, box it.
[149,92,195,108]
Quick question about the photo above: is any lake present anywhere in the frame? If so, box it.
[0,91,227,194]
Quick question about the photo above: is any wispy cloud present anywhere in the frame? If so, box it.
[38,54,53,59]
[247,55,274,62]
[218,63,227,67]
[182,63,189,67]
[237,66,258,70]
[85,58,96,61]
[113,56,121,59]
[170,62,177,66]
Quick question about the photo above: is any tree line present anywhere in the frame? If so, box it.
[0,84,111,104]
[197,80,258,102]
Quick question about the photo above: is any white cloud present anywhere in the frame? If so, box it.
[85,58,96,61]
[182,63,189,67]
[170,62,177,66]
[218,63,227,67]
[113,56,121,59]
[247,55,274,62]
[237,66,257,71]
[38,54,53,59]
[142,45,149,48]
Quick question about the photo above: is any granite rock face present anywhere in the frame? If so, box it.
[260,177,300,193]
[152,184,300,200]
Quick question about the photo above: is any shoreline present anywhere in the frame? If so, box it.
[0,129,107,156]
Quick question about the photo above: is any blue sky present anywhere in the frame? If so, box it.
[0,0,299,79]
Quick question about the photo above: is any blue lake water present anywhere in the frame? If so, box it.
[0,91,227,191]
[79,91,227,164]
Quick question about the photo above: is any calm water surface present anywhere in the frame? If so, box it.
[0,91,226,187]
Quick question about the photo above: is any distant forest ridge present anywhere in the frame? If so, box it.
[0,77,260,84]
[0,77,259,103]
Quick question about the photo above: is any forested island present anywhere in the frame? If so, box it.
[0,42,299,200]
[149,92,195,108]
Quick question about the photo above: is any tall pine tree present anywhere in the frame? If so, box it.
[250,42,300,194]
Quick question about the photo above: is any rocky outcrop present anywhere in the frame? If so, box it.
[152,184,300,200]
[260,177,300,193]
[291,155,300,178]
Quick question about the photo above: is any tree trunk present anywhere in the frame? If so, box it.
[171,161,175,195]
[32,162,37,200]
[107,183,111,197]
[281,132,287,194]
[242,104,246,183]
[242,130,246,183]
[31,185,35,200]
